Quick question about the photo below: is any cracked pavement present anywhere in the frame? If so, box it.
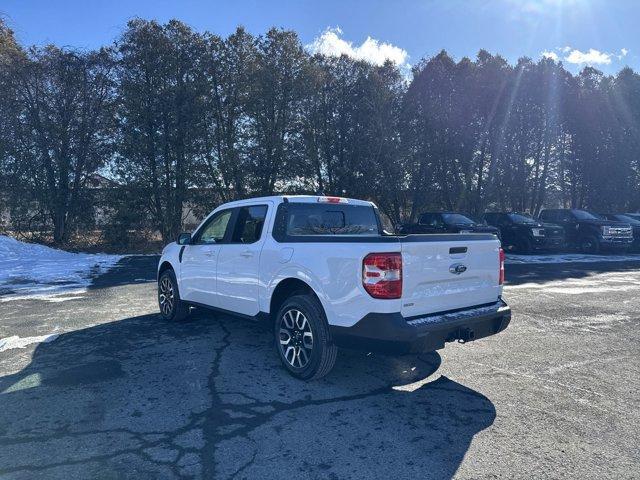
[0,256,639,479]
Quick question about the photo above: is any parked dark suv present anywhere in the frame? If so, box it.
[538,209,633,253]
[399,212,500,237]
[599,214,640,251]
[483,212,564,253]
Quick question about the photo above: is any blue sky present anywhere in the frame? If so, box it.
[2,0,638,74]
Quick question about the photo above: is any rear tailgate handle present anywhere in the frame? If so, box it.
[449,246,467,254]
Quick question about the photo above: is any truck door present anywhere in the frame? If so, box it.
[216,204,270,316]
[498,215,517,249]
[180,208,233,306]
[559,211,579,244]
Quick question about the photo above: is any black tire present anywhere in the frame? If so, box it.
[517,238,532,254]
[580,236,600,254]
[158,269,190,321]
[274,294,337,380]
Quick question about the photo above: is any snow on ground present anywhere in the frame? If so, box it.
[0,235,122,299]
[0,333,60,353]
[506,253,640,264]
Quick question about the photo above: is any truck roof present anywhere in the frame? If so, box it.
[218,195,375,208]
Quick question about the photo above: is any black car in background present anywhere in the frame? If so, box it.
[599,213,640,251]
[539,209,633,253]
[483,212,564,254]
[399,212,500,237]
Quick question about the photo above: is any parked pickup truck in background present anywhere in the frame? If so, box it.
[157,196,511,380]
[599,213,640,251]
[483,212,565,254]
[539,209,633,253]
[398,212,500,237]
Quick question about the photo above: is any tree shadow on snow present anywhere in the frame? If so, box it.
[0,308,495,479]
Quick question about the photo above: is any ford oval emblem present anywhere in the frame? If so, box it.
[449,263,467,275]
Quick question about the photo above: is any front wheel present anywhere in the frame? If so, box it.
[517,238,532,254]
[580,236,600,254]
[158,269,190,321]
[274,294,337,380]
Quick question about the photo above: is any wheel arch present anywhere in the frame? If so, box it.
[269,278,323,320]
[158,260,175,281]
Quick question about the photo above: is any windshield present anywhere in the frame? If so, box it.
[572,210,600,220]
[508,213,538,225]
[442,213,475,225]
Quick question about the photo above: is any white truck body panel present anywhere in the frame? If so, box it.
[159,196,503,328]
[400,239,501,318]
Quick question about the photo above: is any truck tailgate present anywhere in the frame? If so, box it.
[400,235,501,318]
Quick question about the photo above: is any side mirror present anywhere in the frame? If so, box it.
[177,232,192,245]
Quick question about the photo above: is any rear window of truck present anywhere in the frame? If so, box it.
[283,203,380,236]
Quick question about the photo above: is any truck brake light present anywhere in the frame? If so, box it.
[363,253,402,299]
[318,196,348,204]
[499,247,505,285]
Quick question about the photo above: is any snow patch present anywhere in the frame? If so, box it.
[506,253,640,264]
[0,235,122,300]
[0,289,88,303]
[0,333,59,353]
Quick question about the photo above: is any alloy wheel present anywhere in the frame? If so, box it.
[279,309,314,368]
[159,277,175,316]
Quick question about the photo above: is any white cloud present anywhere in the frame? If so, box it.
[541,46,630,67]
[564,48,612,65]
[308,27,409,68]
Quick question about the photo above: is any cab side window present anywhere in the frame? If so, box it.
[194,209,233,244]
[420,213,440,227]
[559,211,574,222]
[232,205,268,244]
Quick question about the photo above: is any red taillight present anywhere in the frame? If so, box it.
[499,247,505,285]
[317,196,347,204]
[363,252,402,299]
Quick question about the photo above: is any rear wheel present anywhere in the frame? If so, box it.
[274,294,337,380]
[158,269,190,321]
[580,236,600,254]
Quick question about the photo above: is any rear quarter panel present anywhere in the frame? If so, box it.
[260,238,402,328]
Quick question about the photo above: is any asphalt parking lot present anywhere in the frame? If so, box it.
[1,256,639,479]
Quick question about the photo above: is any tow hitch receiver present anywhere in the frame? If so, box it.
[455,327,476,344]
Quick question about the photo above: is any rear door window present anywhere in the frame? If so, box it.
[231,205,268,244]
[284,204,380,236]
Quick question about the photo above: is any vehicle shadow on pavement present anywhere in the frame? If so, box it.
[0,308,496,479]
[88,255,161,290]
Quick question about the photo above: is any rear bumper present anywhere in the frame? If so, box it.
[330,299,511,354]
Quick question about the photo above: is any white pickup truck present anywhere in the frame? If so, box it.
[157,195,511,380]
